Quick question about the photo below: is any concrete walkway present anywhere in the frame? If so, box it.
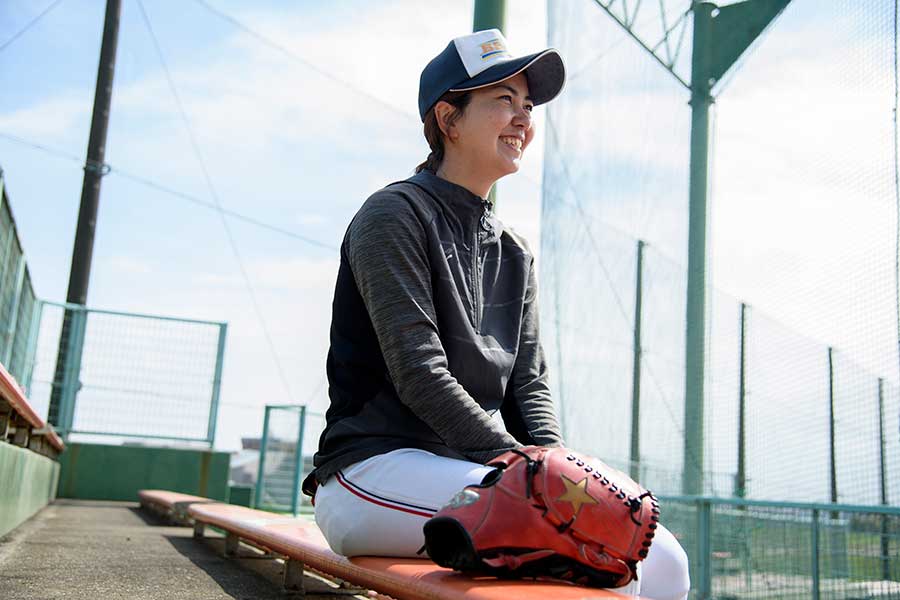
[0,499,367,599]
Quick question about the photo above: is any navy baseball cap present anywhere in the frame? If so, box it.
[418,29,566,121]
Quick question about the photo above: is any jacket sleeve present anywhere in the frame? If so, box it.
[346,192,521,463]
[500,257,564,447]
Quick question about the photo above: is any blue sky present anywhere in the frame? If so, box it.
[1,0,548,451]
[3,0,898,505]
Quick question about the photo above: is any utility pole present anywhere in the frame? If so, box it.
[48,0,121,429]
[473,0,506,207]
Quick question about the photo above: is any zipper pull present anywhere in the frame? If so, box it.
[480,199,494,234]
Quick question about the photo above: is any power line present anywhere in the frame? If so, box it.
[0,131,337,250]
[112,168,339,251]
[190,0,417,122]
[137,0,307,406]
[0,0,66,54]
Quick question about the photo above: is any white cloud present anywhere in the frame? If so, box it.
[0,93,90,140]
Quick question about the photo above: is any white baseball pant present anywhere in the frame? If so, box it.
[314,448,690,600]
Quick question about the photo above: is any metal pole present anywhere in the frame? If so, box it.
[630,240,645,481]
[2,258,26,367]
[206,323,228,447]
[291,406,307,516]
[828,347,837,506]
[878,378,889,580]
[698,498,712,600]
[553,246,568,441]
[473,0,506,207]
[812,508,821,600]
[473,0,506,32]
[60,309,87,437]
[48,0,121,426]
[254,406,272,509]
[736,302,747,498]
[22,300,44,396]
[683,1,714,496]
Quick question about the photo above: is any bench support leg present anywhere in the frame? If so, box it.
[224,532,240,557]
[193,522,205,539]
[283,558,305,594]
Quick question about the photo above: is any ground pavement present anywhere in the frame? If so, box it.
[0,499,370,600]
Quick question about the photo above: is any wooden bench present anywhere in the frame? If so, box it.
[137,489,220,525]
[188,501,640,599]
[0,361,64,458]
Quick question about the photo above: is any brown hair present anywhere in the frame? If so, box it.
[415,90,473,174]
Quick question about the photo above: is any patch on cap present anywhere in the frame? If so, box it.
[454,29,512,78]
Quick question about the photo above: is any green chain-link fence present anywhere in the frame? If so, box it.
[0,171,41,391]
[28,302,227,446]
[664,496,900,599]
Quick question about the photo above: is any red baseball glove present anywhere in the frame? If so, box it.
[423,446,660,588]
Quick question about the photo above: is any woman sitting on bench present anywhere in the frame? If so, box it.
[302,29,690,600]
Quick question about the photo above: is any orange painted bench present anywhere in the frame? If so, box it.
[188,501,641,600]
[0,361,63,458]
[137,489,220,524]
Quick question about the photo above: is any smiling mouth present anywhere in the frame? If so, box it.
[500,136,523,151]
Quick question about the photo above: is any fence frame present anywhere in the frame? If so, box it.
[35,300,227,447]
[662,494,900,599]
[254,404,307,516]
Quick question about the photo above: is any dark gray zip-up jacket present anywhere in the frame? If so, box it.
[307,170,563,489]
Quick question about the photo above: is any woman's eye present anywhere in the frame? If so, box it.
[525,104,534,112]
[499,95,513,103]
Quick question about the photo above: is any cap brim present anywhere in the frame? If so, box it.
[449,49,565,107]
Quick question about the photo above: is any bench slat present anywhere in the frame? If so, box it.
[188,503,639,600]
[138,490,216,508]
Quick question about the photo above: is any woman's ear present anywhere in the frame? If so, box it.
[434,101,458,142]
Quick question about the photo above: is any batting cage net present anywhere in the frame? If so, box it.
[543,0,900,596]
[544,0,898,503]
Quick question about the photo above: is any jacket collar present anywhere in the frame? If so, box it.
[408,170,492,216]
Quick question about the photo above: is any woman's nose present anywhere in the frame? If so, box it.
[512,105,532,127]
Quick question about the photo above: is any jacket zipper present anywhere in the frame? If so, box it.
[474,199,494,332]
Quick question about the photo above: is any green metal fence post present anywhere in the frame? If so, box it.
[630,240,645,482]
[254,406,272,509]
[878,377,890,580]
[812,508,821,600]
[827,347,838,507]
[291,405,307,516]
[63,307,88,433]
[60,308,88,436]
[2,257,26,367]
[206,323,227,447]
[22,299,44,396]
[473,0,505,207]
[473,0,506,32]
[698,498,712,600]
[0,213,14,296]
[683,2,715,497]
[736,302,747,498]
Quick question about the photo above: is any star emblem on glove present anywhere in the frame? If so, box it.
[557,474,599,515]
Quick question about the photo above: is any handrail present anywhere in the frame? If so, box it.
[41,300,227,327]
[659,494,900,516]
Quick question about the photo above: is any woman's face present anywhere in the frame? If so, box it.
[447,72,535,180]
